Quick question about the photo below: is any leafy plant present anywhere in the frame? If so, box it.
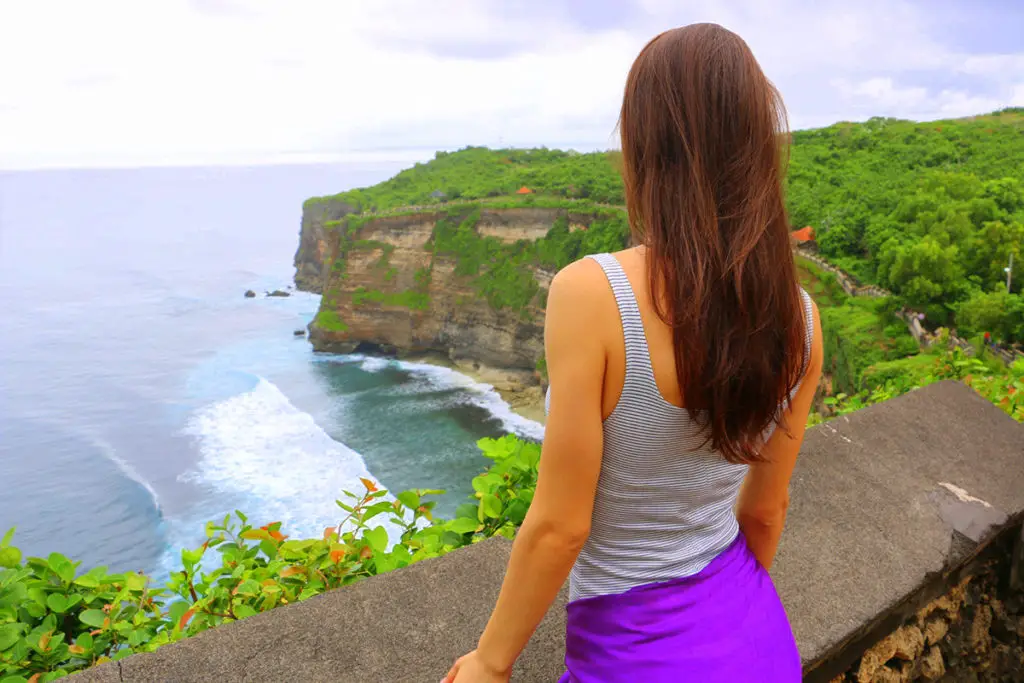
[0,437,541,681]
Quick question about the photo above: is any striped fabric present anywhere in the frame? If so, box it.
[550,253,814,602]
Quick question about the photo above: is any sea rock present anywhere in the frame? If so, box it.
[244,289,256,298]
[293,329,306,337]
[266,290,291,298]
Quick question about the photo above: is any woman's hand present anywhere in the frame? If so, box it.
[442,650,511,683]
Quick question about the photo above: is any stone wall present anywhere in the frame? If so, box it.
[829,527,1024,683]
[796,248,892,298]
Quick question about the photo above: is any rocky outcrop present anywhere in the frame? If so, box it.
[294,198,360,293]
[298,204,608,378]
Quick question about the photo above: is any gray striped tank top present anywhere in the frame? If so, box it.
[555,253,814,602]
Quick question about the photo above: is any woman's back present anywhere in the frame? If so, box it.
[553,250,814,601]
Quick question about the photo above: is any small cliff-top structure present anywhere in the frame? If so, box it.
[75,381,1023,682]
[791,225,816,248]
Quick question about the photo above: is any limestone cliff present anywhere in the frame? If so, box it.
[294,201,622,381]
[293,199,359,292]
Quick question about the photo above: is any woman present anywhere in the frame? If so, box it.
[445,23,823,682]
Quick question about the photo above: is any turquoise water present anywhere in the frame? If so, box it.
[0,164,542,579]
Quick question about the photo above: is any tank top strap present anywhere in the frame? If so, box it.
[586,253,656,392]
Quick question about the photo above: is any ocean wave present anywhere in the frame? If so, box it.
[180,377,408,546]
[399,361,545,442]
[90,435,165,519]
[323,354,545,442]
[358,356,391,373]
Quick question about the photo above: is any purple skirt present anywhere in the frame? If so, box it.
[558,532,800,682]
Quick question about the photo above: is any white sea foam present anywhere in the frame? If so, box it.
[358,356,391,373]
[88,433,164,517]
[181,377,408,544]
[335,355,545,442]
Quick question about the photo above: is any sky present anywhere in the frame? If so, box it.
[1,0,1022,170]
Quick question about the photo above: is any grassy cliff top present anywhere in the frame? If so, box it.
[304,147,626,212]
[305,109,1024,216]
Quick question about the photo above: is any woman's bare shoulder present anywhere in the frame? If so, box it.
[547,256,617,326]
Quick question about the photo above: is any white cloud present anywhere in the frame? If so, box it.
[0,0,1021,170]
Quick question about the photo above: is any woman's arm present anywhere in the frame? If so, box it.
[446,260,608,681]
[735,299,823,571]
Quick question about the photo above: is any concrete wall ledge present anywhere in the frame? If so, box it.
[74,381,1024,682]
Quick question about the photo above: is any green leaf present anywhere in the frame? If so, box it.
[448,517,479,534]
[234,604,257,619]
[375,553,396,574]
[471,475,491,494]
[181,548,203,567]
[396,491,420,509]
[47,553,75,583]
[46,594,68,613]
[23,602,46,619]
[455,503,477,520]
[481,494,502,519]
[0,528,14,548]
[167,601,188,629]
[1,675,29,683]
[0,623,23,651]
[124,571,146,592]
[76,632,94,651]
[0,547,21,569]
[363,526,388,552]
[73,574,99,588]
[79,609,108,628]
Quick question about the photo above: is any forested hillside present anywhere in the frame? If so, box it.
[787,108,1024,341]
[307,109,1024,343]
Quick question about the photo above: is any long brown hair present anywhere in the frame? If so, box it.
[618,23,807,464]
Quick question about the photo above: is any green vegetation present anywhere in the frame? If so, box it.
[0,436,538,681]
[788,109,1024,341]
[311,110,1024,342]
[797,256,919,394]
[351,287,430,311]
[811,348,1023,426]
[312,309,348,333]
[305,147,625,211]
[320,203,629,322]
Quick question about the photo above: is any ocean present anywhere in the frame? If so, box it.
[0,164,543,579]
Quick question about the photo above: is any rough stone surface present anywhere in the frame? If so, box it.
[922,616,949,646]
[299,205,604,375]
[73,382,1023,682]
[837,534,1024,683]
[775,380,1023,672]
[919,645,945,680]
[293,198,359,292]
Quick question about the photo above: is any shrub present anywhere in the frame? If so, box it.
[0,436,540,681]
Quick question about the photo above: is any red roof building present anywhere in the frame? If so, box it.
[790,226,816,243]
[516,186,533,195]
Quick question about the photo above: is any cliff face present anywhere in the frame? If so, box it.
[296,203,606,379]
[294,199,359,293]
